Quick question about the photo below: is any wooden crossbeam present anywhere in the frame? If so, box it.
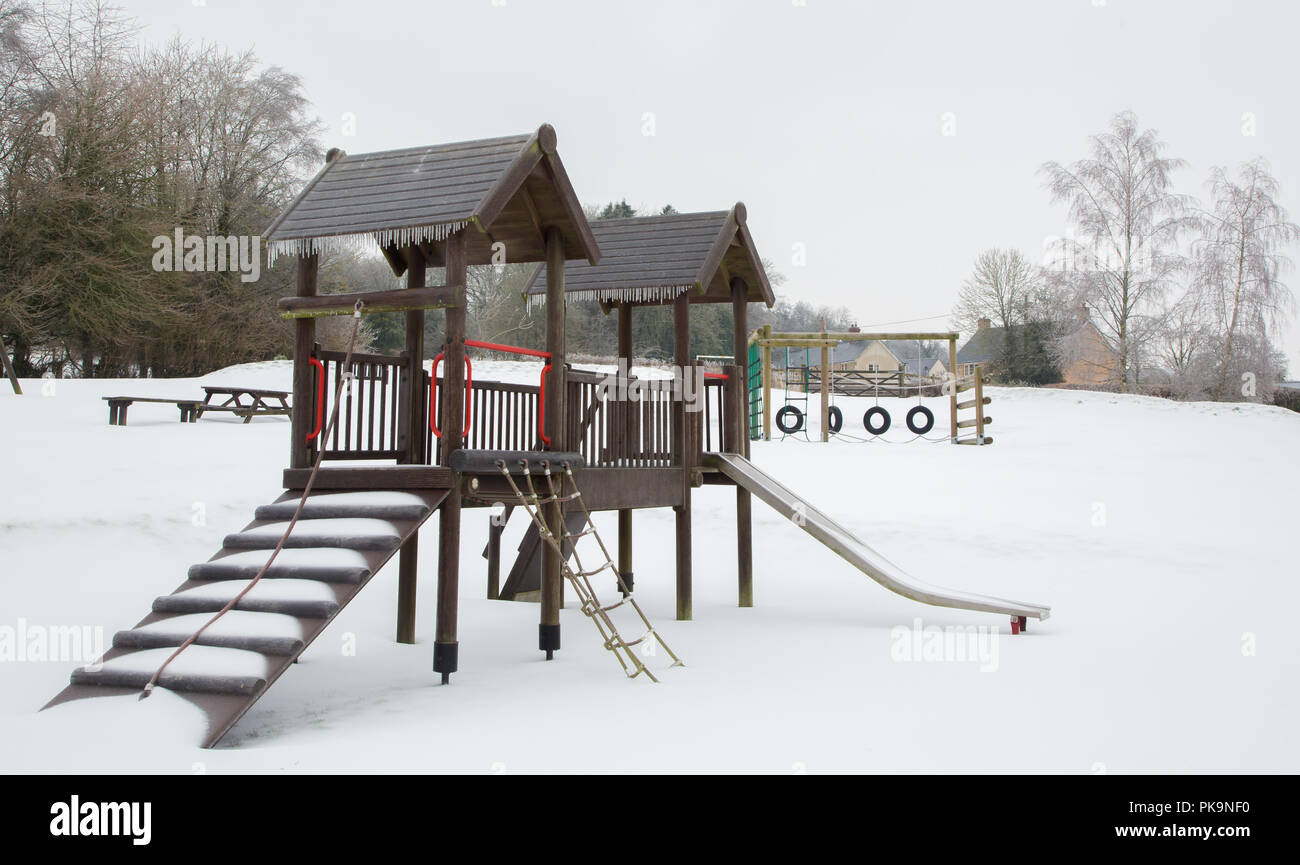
[753,330,958,343]
[278,285,465,319]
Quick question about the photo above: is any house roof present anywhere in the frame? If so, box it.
[264,124,599,275]
[829,339,945,375]
[522,204,774,306]
[830,340,871,366]
[956,326,1011,364]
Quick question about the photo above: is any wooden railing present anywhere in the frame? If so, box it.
[428,375,542,464]
[313,358,741,467]
[313,348,408,460]
[565,368,679,468]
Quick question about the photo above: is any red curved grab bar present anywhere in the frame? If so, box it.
[429,351,472,440]
[462,354,472,438]
[306,355,325,443]
[538,363,552,446]
[703,372,729,380]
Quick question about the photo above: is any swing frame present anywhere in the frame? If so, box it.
[748,325,962,443]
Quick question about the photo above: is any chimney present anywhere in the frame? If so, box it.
[848,323,860,333]
[977,317,991,331]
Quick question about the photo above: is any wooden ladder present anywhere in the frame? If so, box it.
[497,460,683,680]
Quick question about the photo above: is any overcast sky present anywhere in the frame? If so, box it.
[117,0,1300,371]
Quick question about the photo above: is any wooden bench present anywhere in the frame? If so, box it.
[199,386,292,423]
[103,397,205,425]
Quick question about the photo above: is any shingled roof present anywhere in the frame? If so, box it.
[264,124,599,275]
[522,203,774,306]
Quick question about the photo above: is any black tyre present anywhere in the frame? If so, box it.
[827,405,843,433]
[776,405,804,434]
[906,405,934,435]
[863,406,891,435]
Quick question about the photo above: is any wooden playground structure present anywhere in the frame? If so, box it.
[749,325,992,445]
[45,124,1043,747]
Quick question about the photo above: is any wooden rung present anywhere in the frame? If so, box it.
[956,396,992,410]
[955,435,994,445]
[956,417,992,428]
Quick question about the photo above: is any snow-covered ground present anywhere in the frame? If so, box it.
[1,361,1297,772]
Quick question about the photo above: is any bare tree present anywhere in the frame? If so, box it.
[951,247,1040,332]
[1191,158,1298,399]
[1040,111,1193,388]
[465,262,537,346]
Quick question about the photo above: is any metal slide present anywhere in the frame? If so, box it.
[706,453,1051,622]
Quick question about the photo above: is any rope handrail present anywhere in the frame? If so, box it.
[141,300,367,699]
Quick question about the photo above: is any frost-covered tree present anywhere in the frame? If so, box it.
[1040,111,1194,388]
[1191,158,1298,400]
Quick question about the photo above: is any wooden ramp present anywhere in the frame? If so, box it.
[43,488,447,747]
[494,509,588,600]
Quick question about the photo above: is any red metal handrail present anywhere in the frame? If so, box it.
[538,363,552,446]
[464,338,550,359]
[436,339,553,446]
[306,355,325,443]
[703,372,729,380]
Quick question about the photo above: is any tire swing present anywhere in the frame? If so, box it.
[776,405,804,434]
[863,406,891,435]
[827,405,842,434]
[904,342,935,437]
[906,405,934,435]
[863,370,890,436]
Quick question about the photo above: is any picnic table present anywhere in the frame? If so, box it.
[198,386,292,423]
[102,386,292,425]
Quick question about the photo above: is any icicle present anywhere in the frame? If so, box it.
[266,220,470,267]
[526,284,689,306]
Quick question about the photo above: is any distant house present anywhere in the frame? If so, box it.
[956,315,1120,386]
[955,319,1011,379]
[822,336,947,380]
[1057,318,1122,386]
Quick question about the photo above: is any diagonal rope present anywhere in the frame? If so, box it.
[139,300,367,699]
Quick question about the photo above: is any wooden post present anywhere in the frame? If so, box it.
[394,246,426,645]
[948,335,959,443]
[289,253,318,469]
[819,319,830,443]
[974,364,986,444]
[433,234,466,682]
[761,326,772,441]
[673,291,692,621]
[487,514,504,600]
[540,226,566,657]
[616,301,634,596]
[730,279,753,607]
[0,338,20,395]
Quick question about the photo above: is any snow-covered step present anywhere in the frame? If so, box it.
[113,612,306,656]
[255,491,432,522]
[188,548,371,584]
[223,517,402,552]
[70,646,270,696]
[153,579,340,619]
[43,486,448,749]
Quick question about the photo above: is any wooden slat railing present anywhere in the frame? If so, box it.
[313,349,407,461]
